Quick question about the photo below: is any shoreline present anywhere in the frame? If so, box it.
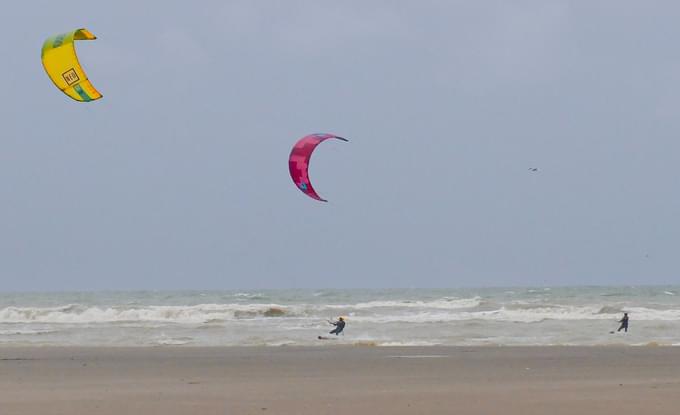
[1,338,678,349]
[1,342,680,348]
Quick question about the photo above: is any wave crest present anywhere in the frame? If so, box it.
[0,303,293,324]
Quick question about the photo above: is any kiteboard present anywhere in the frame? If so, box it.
[317,336,338,340]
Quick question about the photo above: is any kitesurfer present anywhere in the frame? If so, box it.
[617,312,629,332]
[329,317,345,335]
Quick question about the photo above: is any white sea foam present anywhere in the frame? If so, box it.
[387,354,447,357]
[0,297,482,324]
[1,300,679,325]
[1,288,680,347]
[0,329,55,335]
[346,305,680,324]
[323,297,483,310]
[152,335,194,346]
[233,292,267,299]
[380,341,443,347]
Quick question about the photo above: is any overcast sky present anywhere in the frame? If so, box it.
[1,1,680,291]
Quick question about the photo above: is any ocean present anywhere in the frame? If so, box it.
[1,286,679,347]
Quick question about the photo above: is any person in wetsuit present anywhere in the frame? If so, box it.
[617,312,629,332]
[329,317,345,335]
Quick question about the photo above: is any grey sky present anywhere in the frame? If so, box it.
[1,1,680,291]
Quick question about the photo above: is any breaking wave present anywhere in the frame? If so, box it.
[0,297,484,325]
[1,288,680,347]
[0,304,297,324]
[2,299,679,325]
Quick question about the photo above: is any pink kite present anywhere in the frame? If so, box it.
[288,133,348,202]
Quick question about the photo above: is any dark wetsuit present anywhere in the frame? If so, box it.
[329,320,345,335]
[617,314,629,332]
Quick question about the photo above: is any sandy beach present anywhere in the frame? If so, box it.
[1,346,679,414]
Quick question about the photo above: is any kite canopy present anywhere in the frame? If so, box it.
[288,133,348,202]
[41,28,102,102]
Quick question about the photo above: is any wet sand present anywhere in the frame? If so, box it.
[1,346,680,414]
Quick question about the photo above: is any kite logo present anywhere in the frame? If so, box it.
[299,183,308,191]
[62,68,80,86]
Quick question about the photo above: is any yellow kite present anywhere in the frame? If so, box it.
[41,28,102,102]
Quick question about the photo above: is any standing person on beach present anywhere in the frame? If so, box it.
[329,317,346,335]
[617,312,629,332]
